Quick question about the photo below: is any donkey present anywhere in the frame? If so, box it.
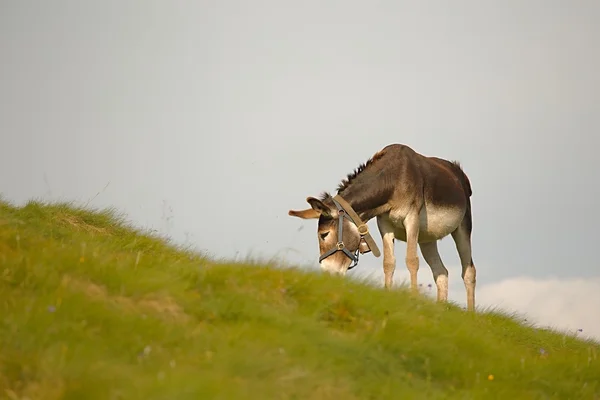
[288,143,477,311]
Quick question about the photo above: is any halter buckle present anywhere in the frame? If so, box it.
[357,224,369,235]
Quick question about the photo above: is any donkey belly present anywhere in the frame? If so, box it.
[391,204,465,243]
[419,204,465,242]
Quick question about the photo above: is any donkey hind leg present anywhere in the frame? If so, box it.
[451,219,476,311]
[419,241,449,302]
[403,210,421,293]
[377,215,396,290]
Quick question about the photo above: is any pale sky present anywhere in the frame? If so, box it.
[1,1,599,340]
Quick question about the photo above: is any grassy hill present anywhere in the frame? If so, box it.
[0,198,599,400]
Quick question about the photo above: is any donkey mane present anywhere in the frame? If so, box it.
[318,149,388,202]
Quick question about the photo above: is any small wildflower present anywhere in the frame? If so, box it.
[488,374,494,381]
[47,305,56,313]
[143,346,152,356]
[79,256,85,263]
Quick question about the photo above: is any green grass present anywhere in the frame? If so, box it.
[0,198,599,400]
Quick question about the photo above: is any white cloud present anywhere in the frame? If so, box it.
[468,276,600,343]
[353,264,600,343]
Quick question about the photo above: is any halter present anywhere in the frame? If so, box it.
[318,195,381,270]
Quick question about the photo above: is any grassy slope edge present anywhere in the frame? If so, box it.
[0,199,599,400]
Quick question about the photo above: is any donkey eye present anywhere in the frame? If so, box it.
[319,232,329,240]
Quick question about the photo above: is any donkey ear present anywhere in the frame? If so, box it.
[306,197,332,217]
[288,197,332,219]
[288,208,320,219]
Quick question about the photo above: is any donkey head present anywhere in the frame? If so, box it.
[289,197,372,275]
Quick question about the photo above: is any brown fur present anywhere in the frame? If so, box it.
[289,143,478,311]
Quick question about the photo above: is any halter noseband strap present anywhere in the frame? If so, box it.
[318,195,381,270]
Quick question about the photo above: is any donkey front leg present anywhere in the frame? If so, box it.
[377,215,396,289]
[403,210,421,293]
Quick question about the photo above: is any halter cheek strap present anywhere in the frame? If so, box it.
[318,206,360,268]
[317,195,381,270]
[333,195,381,258]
